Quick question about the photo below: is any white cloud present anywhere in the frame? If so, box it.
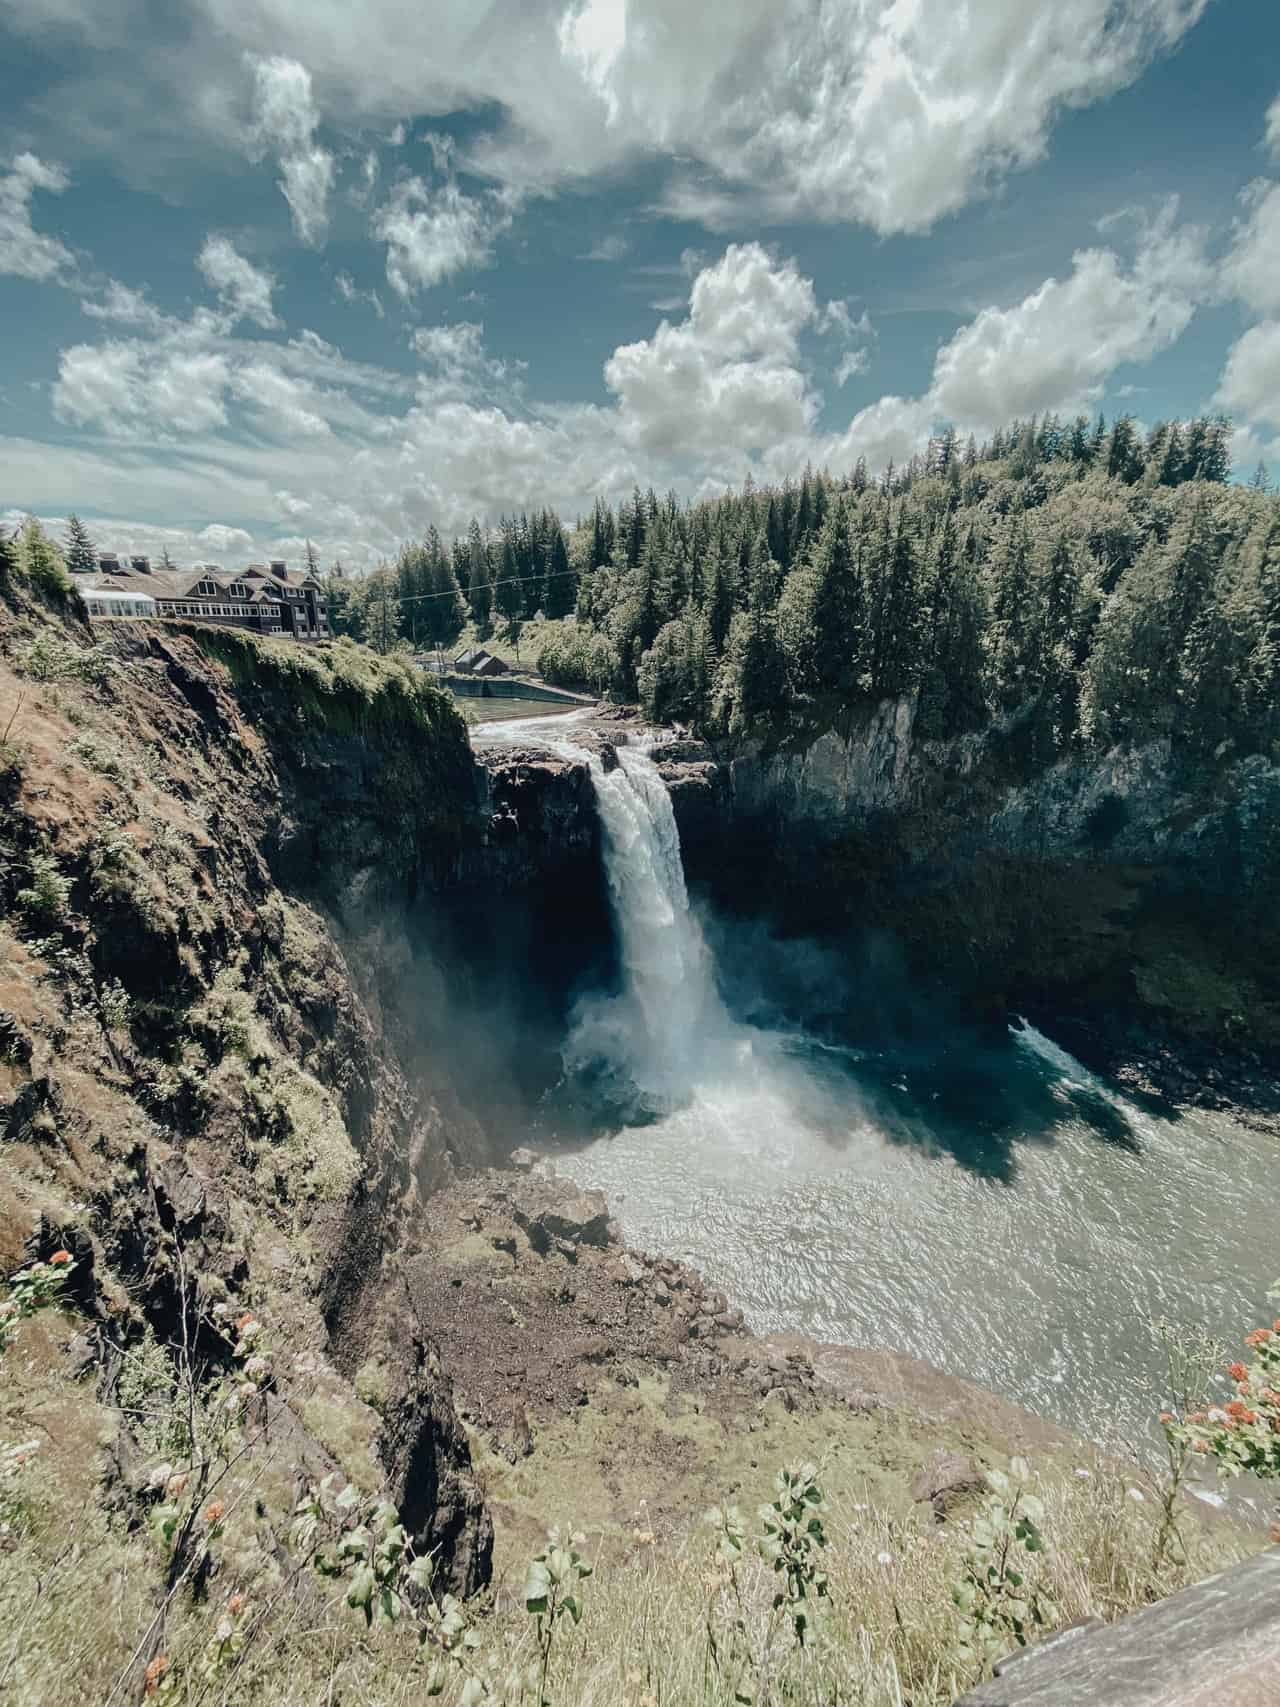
[834,349,869,386]
[248,55,335,245]
[197,235,280,328]
[410,321,515,397]
[335,271,385,317]
[374,174,508,296]
[927,208,1206,429]
[1215,320,1280,431]
[198,522,255,554]
[1266,93,1280,157]
[2,0,1206,237]
[1220,179,1280,317]
[830,207,1207,466]
[603,243,822,455]
[82,280,172,332]
[580,233,629,263]
[0,152,75,281]
[54,341,233,437]
[24,224,1211,571]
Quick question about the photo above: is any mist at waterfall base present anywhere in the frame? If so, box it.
[477,717,1275,1454]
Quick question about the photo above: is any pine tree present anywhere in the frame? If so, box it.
[64,513,98,576]
[304,539,319,575]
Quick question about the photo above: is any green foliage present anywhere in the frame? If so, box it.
[19,628,114,686]
[18,518,75,607]
[63,513,98,577]
[524,1528,594,1704]
[0,1254,76,1356]
[15,851,72,928]
[952,1458,1056,1674]
[459,414,1271,760]
[1169,1281,1280,1507]
[754,1461,830,1644]
[537,619,621,695]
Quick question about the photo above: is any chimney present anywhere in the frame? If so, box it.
[98,553,121,575]
[269,559,288,581]
[130,555,150,574]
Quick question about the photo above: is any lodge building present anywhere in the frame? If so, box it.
[79,556,329,641]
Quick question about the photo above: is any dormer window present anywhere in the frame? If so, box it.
[198,580,216,597]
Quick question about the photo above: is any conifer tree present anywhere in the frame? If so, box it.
[64,513,98,576]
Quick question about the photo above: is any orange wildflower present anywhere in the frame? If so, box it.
[1192,1439,1212,1452]
[143,1654,169,1696]
[1228,1363,1248,1382]
[234,1312,256,1332]
[227,1592,246,1616]
[1245,1328,1272,1348]
[48,1250,72,1265]
[1225,1400,1258,1425]
[1158,1411,1173,1425]
[203,1500,225,1525]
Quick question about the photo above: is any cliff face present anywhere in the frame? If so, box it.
[0,591,497,1593]
[654,703,1280,1060]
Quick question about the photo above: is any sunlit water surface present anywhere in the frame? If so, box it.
[474,711,1274,1452]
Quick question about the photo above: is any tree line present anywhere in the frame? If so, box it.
[535,411,1276,763]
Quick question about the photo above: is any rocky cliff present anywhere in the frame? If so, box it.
[640,701,1280,1079]
[0,586,501,1597]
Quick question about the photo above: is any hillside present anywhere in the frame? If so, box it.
[0,557,1271,1704]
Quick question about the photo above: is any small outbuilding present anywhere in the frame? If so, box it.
[454,646,510,677]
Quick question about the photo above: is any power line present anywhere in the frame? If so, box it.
[346,564,584,608]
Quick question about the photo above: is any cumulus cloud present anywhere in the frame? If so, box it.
[374,175,508,296]
[248,55,334,245]
[603,243,822,455]
[410,321,515,396]
[198,522,255,554]
[197,235,279,328]
[1219,179,1280,317]
[928,208,1206,427]
[1,0,1207,237]
[1215,321,1280,431]
[29,225,1211,569]
[831,207,1207,465]
[0,152,75,281]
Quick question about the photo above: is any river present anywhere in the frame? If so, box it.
[473,712,1276,1456]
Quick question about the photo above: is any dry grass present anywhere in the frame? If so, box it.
[0,1326,1261,1707]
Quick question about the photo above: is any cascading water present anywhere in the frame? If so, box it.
[562,741,741,1112]
[471,709,1277,1466]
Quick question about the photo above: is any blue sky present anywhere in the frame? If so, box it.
[1,0,1279,569]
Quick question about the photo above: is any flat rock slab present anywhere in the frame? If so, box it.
[955,1547,1280,1706]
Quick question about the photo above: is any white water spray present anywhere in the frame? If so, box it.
[475,711,736,1108]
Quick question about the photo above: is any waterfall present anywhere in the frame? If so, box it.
[474,711,735,1111]
[567,742,734,1109]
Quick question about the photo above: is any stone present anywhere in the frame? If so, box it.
[509,1147,538,1172]
[610,1253,646,1286]
[509,1177,613,1254]
[714,1309,746,1333]
[910,1450,985,1520]
[955,1550,1280,1705]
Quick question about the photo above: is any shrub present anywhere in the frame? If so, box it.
[1167,1280,1280,1540]
[15,852,72,928]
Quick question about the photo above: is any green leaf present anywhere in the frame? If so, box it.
[347,1564,376,1612]
[563,1593,581,1624]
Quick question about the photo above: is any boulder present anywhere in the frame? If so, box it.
[911,1450,986,1520]
[507,1176,613,1254]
